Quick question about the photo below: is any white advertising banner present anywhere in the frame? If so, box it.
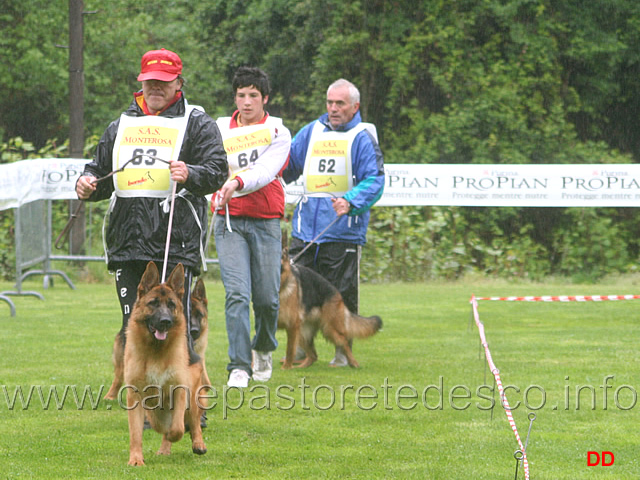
[288,163,640,207]
[0,158,90,210]
[2,159,640,210]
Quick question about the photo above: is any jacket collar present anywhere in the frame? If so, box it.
[319,110,362,132]
[130,90,184,116]
[230,109,269,128]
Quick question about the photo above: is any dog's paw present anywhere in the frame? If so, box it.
[103,390,119,401]
[192,442,207,455]
[128,455,145,466]
[295,359,314,368]
[157,446,171,456]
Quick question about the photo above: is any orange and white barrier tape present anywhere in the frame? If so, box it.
[470,291,640,478]
[470,295,530,479]
[475,294,640,302]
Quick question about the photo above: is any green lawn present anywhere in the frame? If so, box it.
[0,275,638,479]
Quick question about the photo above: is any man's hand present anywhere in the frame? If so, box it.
[213,178,241,209]
[169,160,189,183]
[332,197,350,216]
[76,175,97,200]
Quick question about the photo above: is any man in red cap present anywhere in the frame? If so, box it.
[76,48,228,402]
[137,48,185,114]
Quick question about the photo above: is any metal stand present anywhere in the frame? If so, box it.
[0,295,16,317]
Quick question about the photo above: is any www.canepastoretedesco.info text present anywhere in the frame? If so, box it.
[2,376,636,418]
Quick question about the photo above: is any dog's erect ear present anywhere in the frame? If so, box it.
[192,278,207,305]
[281,230,289,250]
[166,263,185,297]
[138,261,160,297]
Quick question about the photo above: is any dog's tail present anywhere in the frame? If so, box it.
[347,312,383,339]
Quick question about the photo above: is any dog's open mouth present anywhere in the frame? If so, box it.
[147,324,169,341]
[152,329,168,341]
[146,314,172,341]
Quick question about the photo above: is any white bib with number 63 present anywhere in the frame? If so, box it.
[112,104,201,198]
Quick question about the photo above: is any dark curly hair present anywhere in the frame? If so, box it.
[232,66,270,98]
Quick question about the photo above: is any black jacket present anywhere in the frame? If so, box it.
[82,94,228,274]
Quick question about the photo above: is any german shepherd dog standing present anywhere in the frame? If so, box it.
[104,274,211,401]
[278,244,383,369]
[124,262,207,466]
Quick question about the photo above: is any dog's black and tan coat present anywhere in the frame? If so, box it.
[104,274,210,401]
[279,248,382,369]
[123,262,207,466]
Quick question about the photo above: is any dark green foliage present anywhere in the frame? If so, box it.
[361,205,639,283]
[551,208,632,282]
[2,0,640,282]
[0,212,13,281]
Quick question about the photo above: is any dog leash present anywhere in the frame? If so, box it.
[161,180,178,283]
[289,215,341,264]
[59,151,178,283]
[55,153,171,250]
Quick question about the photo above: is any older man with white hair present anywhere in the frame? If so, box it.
[283,78,385,367]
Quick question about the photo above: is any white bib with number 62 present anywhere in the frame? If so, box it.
[301,120,377,197]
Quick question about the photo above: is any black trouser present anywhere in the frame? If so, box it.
[289,238,360,314]
[113,260,195,341]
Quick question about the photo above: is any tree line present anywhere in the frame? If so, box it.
[3,0,640,281]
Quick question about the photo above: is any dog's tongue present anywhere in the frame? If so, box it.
[154,330,168,341]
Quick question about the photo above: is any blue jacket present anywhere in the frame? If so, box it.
[283,111,384,245]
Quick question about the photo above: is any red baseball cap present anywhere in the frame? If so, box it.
[137,48,183,82]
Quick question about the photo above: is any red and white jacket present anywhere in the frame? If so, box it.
[213,111,291,218]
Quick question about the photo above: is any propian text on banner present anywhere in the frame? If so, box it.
[2,159,640,209]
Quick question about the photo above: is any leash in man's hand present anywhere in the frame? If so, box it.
[289,215,341,264]
[55,154,171,250]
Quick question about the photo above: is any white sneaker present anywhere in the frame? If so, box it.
[252,350,273,382]
[227,369,250,388]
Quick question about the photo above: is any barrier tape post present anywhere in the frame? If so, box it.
[514,415,536,479]
[490,375,497,422]
[513,450,524,480]
[524,412,536,452]
[483,355,487,386]
[524,413,536,458]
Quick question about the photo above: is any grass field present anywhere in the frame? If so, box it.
[1,274,639,479]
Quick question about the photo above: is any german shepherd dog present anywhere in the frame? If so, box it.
[190,278,211,387]
[104,274,211,401]
[278,247,383,369]
[124,262,207,466]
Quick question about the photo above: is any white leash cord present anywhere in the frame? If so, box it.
[161,181,178,283]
